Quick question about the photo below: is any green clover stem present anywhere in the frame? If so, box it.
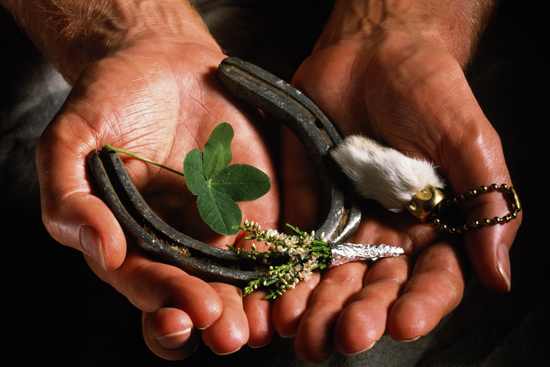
[104,123,271,236]
[104,144,184,177]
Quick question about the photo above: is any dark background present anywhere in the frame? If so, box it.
[2,2,548,365]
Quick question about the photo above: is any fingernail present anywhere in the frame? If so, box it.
[497,244,512,291]
[213,346,242,356]
[196,322,213,331]
[156,328,192,350]
[80,225,106,270]
[395,336,421,343]
[249,339,272,349]
[342,341,377,355]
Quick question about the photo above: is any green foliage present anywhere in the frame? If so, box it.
[202,121,233,179]
[183,123,271,235]
[228,221,333,299]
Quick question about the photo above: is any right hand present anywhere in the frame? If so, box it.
[269,4,521,362]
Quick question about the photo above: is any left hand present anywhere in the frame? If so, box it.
[35,39,280,359]
[270,6,520,363]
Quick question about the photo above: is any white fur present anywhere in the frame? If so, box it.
[331,135,444,212]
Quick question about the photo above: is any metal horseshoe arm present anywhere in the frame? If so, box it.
[218,57,361,243]
[88,148,270,285]
[87,57,361,285]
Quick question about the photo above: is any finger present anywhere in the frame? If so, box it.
[273,121,324,340]
[85,249,223,330]
[37,115,127,271]
[463,191,522,292]
[142,307,199,360]
[201,283,250,355]
[334,256,411,355]
[440,122,522,292]
[387,242,467,341]
[271,271,320,338]
[243,290,274,348]
[293,262,366,364]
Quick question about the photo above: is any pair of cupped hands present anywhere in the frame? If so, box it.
[36,27,520,364]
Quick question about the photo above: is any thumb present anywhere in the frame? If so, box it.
[36,114,126,271]
[462,186,522,292]
[440,117,522,292]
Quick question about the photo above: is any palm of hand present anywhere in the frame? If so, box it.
[272,38,476,363]
[275,156,466,362]
[44,41,279,243]
[37,41,280,358]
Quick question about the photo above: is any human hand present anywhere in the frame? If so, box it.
[271,0,521,363]
[275,129,466,362]
[35,30,280,360]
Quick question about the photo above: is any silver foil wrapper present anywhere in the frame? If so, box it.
[329,243,404,267]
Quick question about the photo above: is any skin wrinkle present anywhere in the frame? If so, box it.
[405,71,443,156]
[352,288,396,311]
[42,0,132,81]
[420,96,463,167]
[413,249,465,303]
[129,263,196,316]
[363,37,427,140]
[407,226,436,253]
[346,49,372,130]
[123,260,161,312]
[313,268,366,308]
[344,294,401,339]
[439,111,489,184]
[1,0,216,83]
[323,0,497,66]
[73,66,179,189]
[413,272,462,315]
[174,70,226,152]
[381,50,469,167]
[60,84,126,150]
[398,233,415,255]
[360,270,409,300]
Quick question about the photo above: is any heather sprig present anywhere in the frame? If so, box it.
[227,220,333,299]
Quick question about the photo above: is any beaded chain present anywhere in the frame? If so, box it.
[432,184,522,234]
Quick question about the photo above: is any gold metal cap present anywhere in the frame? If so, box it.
[407,185,446,222]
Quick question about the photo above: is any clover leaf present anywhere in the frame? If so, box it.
[105,122,271,236]
[184,123,271,235]
[202,121,233,179]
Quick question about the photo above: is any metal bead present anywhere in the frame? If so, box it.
[430,183,521,234]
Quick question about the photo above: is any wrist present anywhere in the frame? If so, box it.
[315,0,497,66]
[2,0,218,83]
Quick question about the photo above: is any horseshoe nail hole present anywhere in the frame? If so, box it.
[315,119,326,131]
